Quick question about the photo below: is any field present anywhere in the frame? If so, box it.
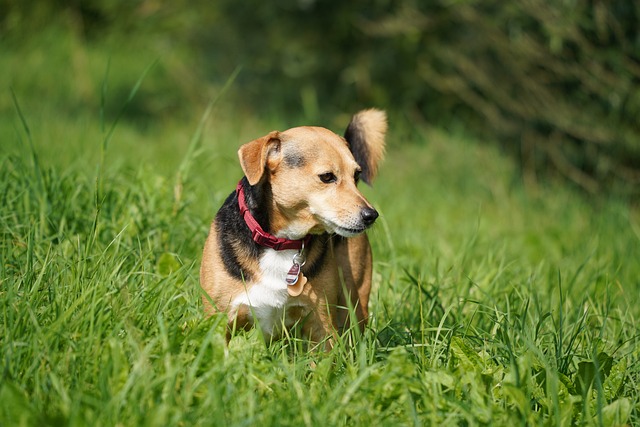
[2,25,640,426]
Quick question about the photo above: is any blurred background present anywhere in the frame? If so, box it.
[1,0,639,197]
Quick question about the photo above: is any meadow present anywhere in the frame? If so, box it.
[1,25,640,426]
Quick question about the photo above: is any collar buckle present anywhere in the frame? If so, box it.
[251,228,284,250]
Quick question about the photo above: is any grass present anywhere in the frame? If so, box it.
[2,23,640,427]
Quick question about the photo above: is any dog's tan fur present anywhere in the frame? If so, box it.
[200,110,386,346]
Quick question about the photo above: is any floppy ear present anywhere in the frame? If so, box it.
[237,131,282,185]
[344,109,387,185]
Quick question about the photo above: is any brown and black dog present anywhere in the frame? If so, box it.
[200,109,387,347]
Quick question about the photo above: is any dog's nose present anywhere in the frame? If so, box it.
[361,207,379,226]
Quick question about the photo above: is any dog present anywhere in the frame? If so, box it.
[200,109,387,347]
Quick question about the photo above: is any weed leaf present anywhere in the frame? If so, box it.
[157,252,181,276]
[449,336,482,372]
[603,358,627,402]
[575,352,613,396]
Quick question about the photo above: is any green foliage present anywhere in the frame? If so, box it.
[3,0,638,193]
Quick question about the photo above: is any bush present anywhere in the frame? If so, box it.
[3,0,639,195]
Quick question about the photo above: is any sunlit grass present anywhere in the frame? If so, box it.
[1,25,639,426]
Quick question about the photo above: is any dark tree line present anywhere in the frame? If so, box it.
[3,0,639,195]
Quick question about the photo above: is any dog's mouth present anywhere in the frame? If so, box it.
[334,226,368,238]
[320,219,370,238]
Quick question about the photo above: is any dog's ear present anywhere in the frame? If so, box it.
[344,109,387,185]
[238,131,282,185]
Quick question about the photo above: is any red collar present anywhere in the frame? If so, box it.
[236,181,311,251]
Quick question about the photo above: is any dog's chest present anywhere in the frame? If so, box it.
[231,249,306,334]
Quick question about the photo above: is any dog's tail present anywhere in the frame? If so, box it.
[344,109,387,185]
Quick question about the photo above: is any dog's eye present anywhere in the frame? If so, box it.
[319,172,337,184]
[354,170,361,184]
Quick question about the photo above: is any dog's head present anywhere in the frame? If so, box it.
[238,109,387,239]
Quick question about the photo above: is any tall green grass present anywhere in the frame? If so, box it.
[2,25,639,426]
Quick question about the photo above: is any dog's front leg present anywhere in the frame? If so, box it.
[299,298,337,351]
[225,304,255,343]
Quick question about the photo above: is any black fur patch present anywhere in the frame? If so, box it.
[302,234,331,280]
[283,148,306,168]
[215,178,263,281]
[344,121,372,184]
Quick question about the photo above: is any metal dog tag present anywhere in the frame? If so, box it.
[286,248,306,287]
[286,263,301,285]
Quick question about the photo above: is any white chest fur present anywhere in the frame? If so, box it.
[230,249,302,336]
